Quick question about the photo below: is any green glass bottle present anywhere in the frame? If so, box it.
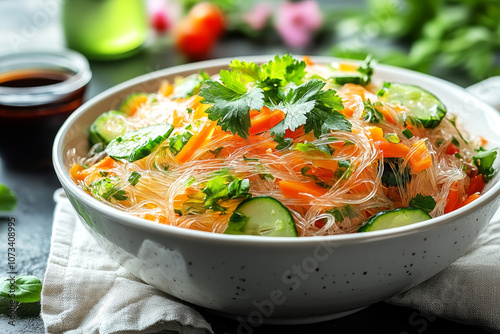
[62,0,148,60]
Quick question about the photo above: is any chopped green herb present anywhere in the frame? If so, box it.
[169,131,193,155]
[473,147,498,181]
[362,100,385,123]
[243,155,259,161]
[451,136,460,147]
[128,171,141,186]
[377,82,391,97]
[409,194,436,213]
[202,173,251,212]
[90,177,128,201]
[185,176,196,186]
[402,128,414,139]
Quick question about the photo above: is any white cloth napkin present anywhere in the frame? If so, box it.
[387,208,500,333]
[41,189,213,334]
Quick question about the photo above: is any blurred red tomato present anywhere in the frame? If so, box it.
[174,2,225,59]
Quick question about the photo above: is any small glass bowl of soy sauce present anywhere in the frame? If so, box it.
[0,50,91,168]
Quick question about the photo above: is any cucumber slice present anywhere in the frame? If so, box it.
[357,207,431,232]
[224,197,298,237]
[105,123,174,162]
[379,83,447,129]
[89,110,127,145]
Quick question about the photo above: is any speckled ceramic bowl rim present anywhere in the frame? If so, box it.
[53,55,500,246]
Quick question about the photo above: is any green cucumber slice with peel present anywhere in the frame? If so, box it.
[224,196,298,237]
[379,83,447,129]
[357,207,431,232]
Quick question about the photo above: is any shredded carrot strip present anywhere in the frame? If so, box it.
[302,55,314,66]
[249,107,285,135]
[278,180,328,200]
[176,121,216,163]
[409,139,432,173]
[463,193,480,206]
[444,184,460,214]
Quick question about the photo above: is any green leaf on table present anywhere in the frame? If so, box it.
[0,276,42,303]
[0,184,17,212]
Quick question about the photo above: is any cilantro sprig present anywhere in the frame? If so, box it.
[199,54,351,141]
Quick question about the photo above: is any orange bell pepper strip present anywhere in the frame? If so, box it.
[374,141,410,158]
[408,139,432,173]
[468,175,485,196]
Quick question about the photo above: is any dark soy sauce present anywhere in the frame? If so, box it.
[0,69,86,167]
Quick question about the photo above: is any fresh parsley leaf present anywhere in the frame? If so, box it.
[473,147,498,181]
[409,194,436,213]
[259,54,307,86]
[0,184,17,212]
[200,81,264,139]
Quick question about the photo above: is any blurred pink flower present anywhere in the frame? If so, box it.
[275,0,323,49]
[243,3,273,31]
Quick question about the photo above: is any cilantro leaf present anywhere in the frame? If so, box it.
[273,80,350,139]
[202,173,251,212]
[409,194,436,213]
[473,147,498,181]
[259,54,306,86]
[200,81,264,139]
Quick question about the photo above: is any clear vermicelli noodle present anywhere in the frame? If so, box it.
[69,55,497,237]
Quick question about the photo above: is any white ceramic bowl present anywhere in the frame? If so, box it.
[53,56,500,324]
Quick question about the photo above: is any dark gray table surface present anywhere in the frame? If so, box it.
[0,37,490,333]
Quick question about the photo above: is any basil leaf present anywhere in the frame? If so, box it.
[0,184,17,212]
[0,276,42,303]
